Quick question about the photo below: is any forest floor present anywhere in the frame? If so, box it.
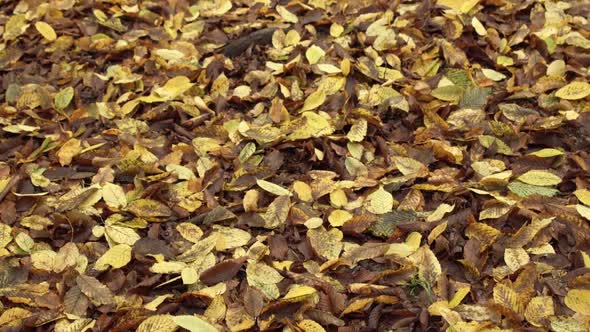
[1,0,590,331]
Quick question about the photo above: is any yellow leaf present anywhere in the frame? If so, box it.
[246,261,283,299]
[31,250,56,271]
[262,195,290,229]
[479,204,511,220]
[256,178,291,196]
[105,224,140,245]
[330,189,348,207]
[546,60,566,77]
[53,242,80,273]
[304,217,323,229]
[431,85,464,102]
[144,295,174,311]
[497,55,514,66]
[574,189,590,205]
[181,267,199,285]
[328,209,353,227]
[437,0,479,13]
[3,15,29,41]
[576,204,590,221]
[365,186,395,214]
[550,317,587,332]
[412,245,442,285]
[211,73,229,98]
[0,307,32,327]
[428,221,448,244]
[471,17,486,36]
[307,226,343,260]
[102,183,127,209]
[341,298,374,316]
[555,81,590,100]
[298,319,326,332]
[172,315,219,332]
[204,295,226,322]
[0,223,12,248]
[302,90,326,111]
[427,203,454,222]
[478,135,513,155]
[57,138,82,166]
[493,283,523,314]
[287,112,334,140]
[282,285,318,303]
[95,244,132,270]
[127,199,172,218]
[528,148,564,158]
[151,261,187,274]
[525,296,554,327]
[386,232,422,257]
[504,247,530,272]
[153,76,194,100]
[517,170,561,186]
[305,45,325,65]
[482,68,506,81]
[317,63,342,74]
[581,251,590,268]
[346,119,367,142]
[276,5,298,23]
[448,286,470,308]
[212,225,252,251]
[177,223,203,243]
[35,21,57,41]
[564,289,590,315]
[330,23,344,37]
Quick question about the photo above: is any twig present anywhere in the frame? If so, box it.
[0,174,21,203]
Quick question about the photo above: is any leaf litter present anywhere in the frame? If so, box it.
[1,0,590,331]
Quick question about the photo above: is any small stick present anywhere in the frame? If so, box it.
[0,174,21,203]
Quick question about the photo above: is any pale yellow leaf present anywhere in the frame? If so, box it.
[256,178,291,196]
[575,204,590,221]
[564,289,590,315]
[471,17,486,36]
[426,203,454,222]
[57,138,82,166]
[305,45,325,65]
[35,21,57,41]
[528,148,564,158]
[365,186,395,214]
[555,81,590,100]
[298,319,326,332]
[517,170,561,186]
[301,90,326,111]
[347,119,367,142]
[525,296,554,327]
[504,247,530,272]
[276,5,298,23]
[95,244,132,270]
[328,209,352,227]
[101,183,127,209]
[574,189,590,205]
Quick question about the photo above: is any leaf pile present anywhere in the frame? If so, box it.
[1,0,590,331]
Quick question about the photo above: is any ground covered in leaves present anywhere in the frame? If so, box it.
[2,0,590,331]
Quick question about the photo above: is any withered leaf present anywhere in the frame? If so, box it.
[76,275,114,306]
[127,199,172,218]
[199,257,246,286]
